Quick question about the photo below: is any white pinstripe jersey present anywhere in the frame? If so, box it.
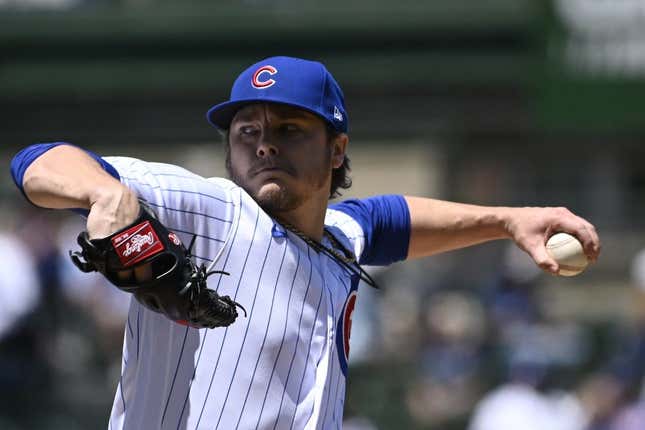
[105,156,367,430]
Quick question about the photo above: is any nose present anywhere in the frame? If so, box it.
[256,135,279,158]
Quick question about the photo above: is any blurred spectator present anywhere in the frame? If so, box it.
[56,215,130,351]
[484,244,543,328]
[406,291,487,427]
[600,248,645,430]
[0,232,41,340]
[343,415,379,430]
[379,284,424,359]
[0,229,44,423]
[0,207,58,427]
[611,400,645,430]
[52,214,131,398]
[469,380,588,430]
[576,373,624,430]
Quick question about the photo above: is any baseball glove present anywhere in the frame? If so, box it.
[69,202,245,328]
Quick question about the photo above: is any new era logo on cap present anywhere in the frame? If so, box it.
[333,106,343,122]
[206,56,349,133]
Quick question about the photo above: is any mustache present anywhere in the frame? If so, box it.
[249,160,296,177]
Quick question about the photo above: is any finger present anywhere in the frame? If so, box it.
[556,218,600,263]
[117,265,153,283]
[585,222,601,262]
[526,242,559,275]
[134,263,153,282]
[117,269,134,282]
[576,222,600,263]
[545,209,596,259]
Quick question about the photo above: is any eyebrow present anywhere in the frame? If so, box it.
[272,107,315,120]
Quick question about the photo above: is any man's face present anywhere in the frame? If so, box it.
[227,103,343,214]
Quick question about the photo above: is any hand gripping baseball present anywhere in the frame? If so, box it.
[69,202,246,328]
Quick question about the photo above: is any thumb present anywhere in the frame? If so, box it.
[527,244,559,275]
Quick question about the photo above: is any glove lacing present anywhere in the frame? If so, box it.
[185,235,247,319]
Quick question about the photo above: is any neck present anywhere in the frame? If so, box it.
[271,195,328,241]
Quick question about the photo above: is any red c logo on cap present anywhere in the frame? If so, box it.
[252,65,277,89]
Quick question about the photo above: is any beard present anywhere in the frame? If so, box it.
[226,151,331,215]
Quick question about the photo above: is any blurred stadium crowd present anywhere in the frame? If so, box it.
[0,202,129,429]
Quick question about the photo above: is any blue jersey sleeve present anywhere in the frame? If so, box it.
[10,142,120,201]
[330,194,410,265]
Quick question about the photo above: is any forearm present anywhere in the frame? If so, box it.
[20,144,139,238]
[22,144,122,209]
[405,196,512,258]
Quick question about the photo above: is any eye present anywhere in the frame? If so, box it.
[280,123,302,135]
[237,125,259,137]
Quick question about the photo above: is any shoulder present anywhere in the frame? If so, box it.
[325,207,364,235]
[325,206,366,262]
[105,156,240,228]
[105,156,206,181]
[105,156,232,196]
[327,195,411,266]
[206,176,240,191]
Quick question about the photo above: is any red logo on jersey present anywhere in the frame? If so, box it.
[252,65,277,89]
[111,221,164,267]
[336,288,358,376]
[342,291,357,359]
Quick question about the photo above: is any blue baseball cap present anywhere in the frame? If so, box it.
[206,56,348,133]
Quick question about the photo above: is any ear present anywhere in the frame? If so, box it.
[330,133,348,169]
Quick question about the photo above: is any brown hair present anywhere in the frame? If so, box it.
[326,125,352,199]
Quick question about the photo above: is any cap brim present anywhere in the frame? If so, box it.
[206,98,333,131]
[206,99,258,131]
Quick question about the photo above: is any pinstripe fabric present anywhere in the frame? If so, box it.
[104,157,366,430]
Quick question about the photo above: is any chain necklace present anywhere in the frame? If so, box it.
[276,218,379,289]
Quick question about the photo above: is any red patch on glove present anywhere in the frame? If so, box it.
[111,221,165,267]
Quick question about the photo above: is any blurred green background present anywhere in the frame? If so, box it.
[2,1,645,429]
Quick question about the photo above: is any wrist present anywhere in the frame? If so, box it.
[87,184,140,238]
[488,206,514,240]
[90,181,132,207]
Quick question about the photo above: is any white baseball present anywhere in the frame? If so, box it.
[546,232,589,276]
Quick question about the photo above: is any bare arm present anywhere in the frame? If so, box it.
[22,144,140,238]
[404,196,601,274]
